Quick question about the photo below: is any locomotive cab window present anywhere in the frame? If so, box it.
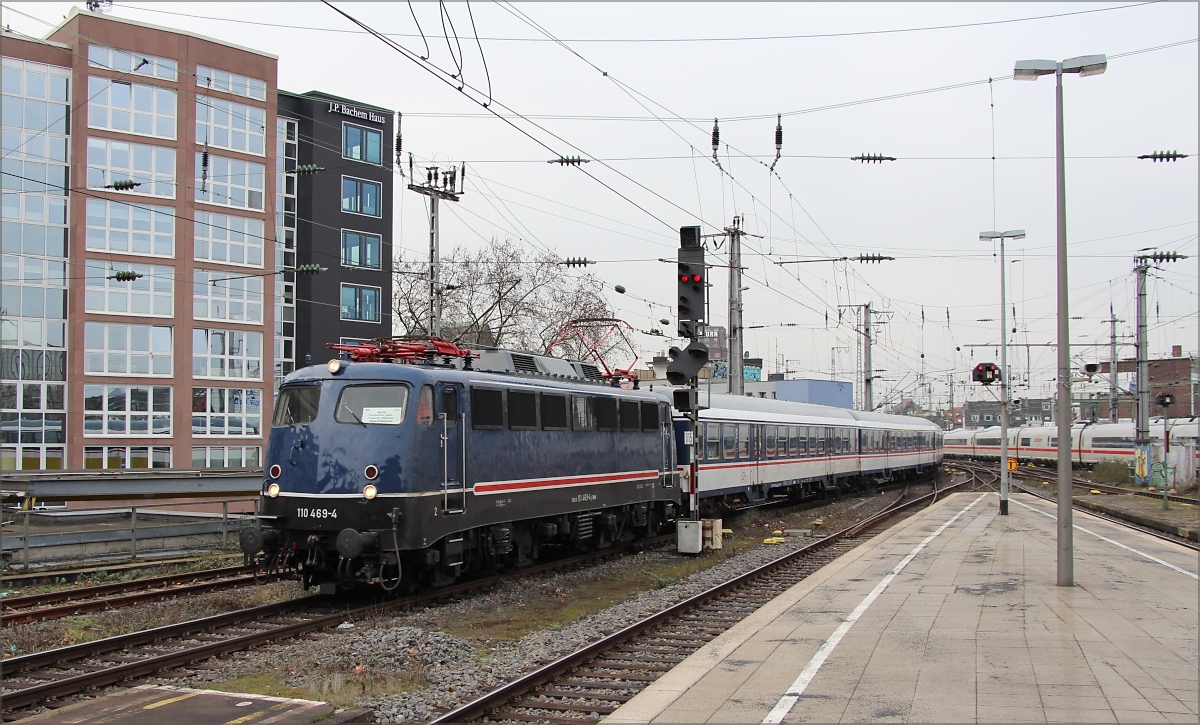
[441,387,458,426]
[594,397,619,432]
[273,385,320,426]
[508,391,539,429]
[541,394,569,430]
[471,387,505,429]
[335,384,409,426]
[416,385,434,427]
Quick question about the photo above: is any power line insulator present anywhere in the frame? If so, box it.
[548,156,589,166]
[851,153,897,163]
[294,164,325,174]
[104,179,141,191]
[1137,150,1187,162]
[857,253,895,263]
[559,257,593,267]
[108,270,143,282]
[711,119,720,157]
[292,264,326,274]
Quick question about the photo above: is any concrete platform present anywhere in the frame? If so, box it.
[605,492,1199,724]
[17,685,334,724]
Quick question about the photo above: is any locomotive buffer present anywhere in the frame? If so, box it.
[669,226,710,554]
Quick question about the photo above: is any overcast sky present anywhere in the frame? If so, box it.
[6,1,1197,410]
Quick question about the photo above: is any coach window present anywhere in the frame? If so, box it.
[788,427,800,457]
[620,400,641,432]
[706,423,720,460]
[470,387,505,429]
[509,391,539,430]
[594,397,619,432]
[541,394,569,430]
[334,385,408,426]
[723,423,737,459]
[640,401,659,432]
[570,395,593,431]
[765,425,776,458]
[738,423,750,458]
[416,385,435,427]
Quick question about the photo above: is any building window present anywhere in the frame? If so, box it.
[83,322,173,376]
[85,198,174,257]
[1042,402,1051,411]
[196,65,267,101]
[194,270,263,323]
[274,117,298,391]
[87,76,176,139]
[85,260,174,316]
[196,95,266,155]
[88,46,177,81]
[340,230,381,269]
[342,123,381,164]
[340,284,380,322]
[191,387,262,437]
[193,328,263,381]
[86,137,175,198]
[83,445,171,469]
[970,414,979,422]
[195,154,264,211]
[1,253,67,321]
[192,445,260,469]
[341,176,380,217]
[194,210,264,267]
[83,384,172,436]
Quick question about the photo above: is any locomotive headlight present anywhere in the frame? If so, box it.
[363,484,378,500]
[267,482,280,498]
[327,359,343,374]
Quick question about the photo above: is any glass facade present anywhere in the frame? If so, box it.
[195,153,264,210]
[191,387,262,437]
[83,322,173,376]
[340,176,380,217]
[193,269,264,324]
[340,229,381,269]
[88,45,177,81]
[193,210,264,267]
[342,123,381,164]
[83,445,172,469]
[274,117,297,390]
[196,65,266,101]
[197,95,266,155]
[1,57,70,470]
[86,137,176,198]
[85,198,175,257]
[83,384,171,437]
[84,261,174,316]
[192,445,259,469]
[88,76,177,139]
[340,284,381,322]
[193,328,264,381]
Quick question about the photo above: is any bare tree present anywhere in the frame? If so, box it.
[392,237,617,357]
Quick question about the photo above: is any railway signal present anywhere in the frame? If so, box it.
[666,341,710,388]
[972,362,1000,385]
[677,226,705,339]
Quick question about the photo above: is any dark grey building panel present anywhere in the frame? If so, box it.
[277,91,394,368]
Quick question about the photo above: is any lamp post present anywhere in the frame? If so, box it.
[980,230,1025,515]
[1014,53,1106,587]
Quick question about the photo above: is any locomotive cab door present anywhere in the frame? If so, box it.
[438,383,466,514]
[659,403,673,488]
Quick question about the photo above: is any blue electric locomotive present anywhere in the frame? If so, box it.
[241,342,680,592]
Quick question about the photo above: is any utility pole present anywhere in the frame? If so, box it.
[1107,306,1122,423]
[1133,251,1187,483]
[839,303,882,411]
[407,159,463,338]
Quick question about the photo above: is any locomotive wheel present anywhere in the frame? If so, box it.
[511,527,536,568]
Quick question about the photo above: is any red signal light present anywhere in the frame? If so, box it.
[679,274,689,283]
[691,274,702,283]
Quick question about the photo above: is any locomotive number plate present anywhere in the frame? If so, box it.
[296,507,338,519]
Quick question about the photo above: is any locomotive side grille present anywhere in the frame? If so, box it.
[576,363,604,380]
[510,354,540,374]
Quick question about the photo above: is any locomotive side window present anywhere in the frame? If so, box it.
[640,401,659,432]
[619,400,641,432]
[541,394,569,430]
[441,387,458,426]
[594,397,619,431]
[416,385,434,427]
[571,396,593,431]
[509,391,539,429]
[470,387,505,429]
[334,384,408,426]
[273,385,320,426]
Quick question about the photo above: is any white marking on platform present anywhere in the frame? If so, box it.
[761,492,987,724]
[1012,496,1198,580]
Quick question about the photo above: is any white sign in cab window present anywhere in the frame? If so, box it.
[361,407,404,425]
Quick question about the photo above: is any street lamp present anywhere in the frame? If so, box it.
[980,229,1025,516]
[1014,53,1106,587]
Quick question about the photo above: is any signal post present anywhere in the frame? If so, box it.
[668,226,708,553]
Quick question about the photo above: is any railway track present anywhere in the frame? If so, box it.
[0,536,670,714]
[429,473,976,724]
[950,458,1197,504]
[2,566,255,627]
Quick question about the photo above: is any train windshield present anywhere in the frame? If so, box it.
[273,385,320,426]
[335,384,409,425]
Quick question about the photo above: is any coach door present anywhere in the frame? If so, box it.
[438,383,466,514]
[659,403,673,488]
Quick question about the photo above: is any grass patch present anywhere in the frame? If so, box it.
[1091,461,1131,486]
[210,666,426,708]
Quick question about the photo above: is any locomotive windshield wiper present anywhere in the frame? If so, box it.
[341,404,366,427]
